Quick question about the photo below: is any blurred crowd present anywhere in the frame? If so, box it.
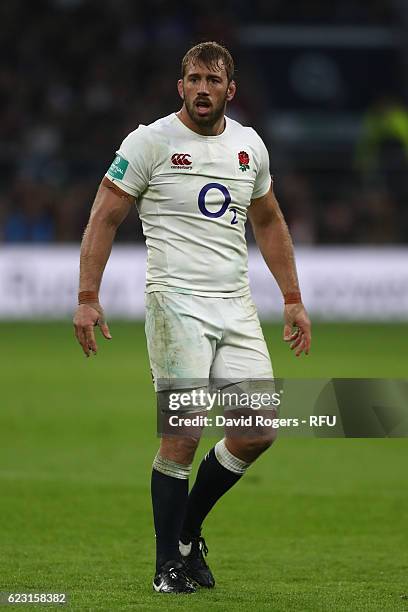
[0,0,406,245]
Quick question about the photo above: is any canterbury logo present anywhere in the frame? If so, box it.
[171,153,192,166]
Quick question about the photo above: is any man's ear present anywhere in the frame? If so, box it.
[226,80,236,102]
[177,79,184,100]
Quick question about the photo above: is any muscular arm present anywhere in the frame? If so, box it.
[79,177,134,293]
[248,185,299,296]
[73,177,135,356]
[248,185,311,356]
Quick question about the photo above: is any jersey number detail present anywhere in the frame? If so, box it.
[198,183,231,218]
[230,208,238,225]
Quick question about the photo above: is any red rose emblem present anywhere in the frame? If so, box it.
[238,150,250,171]
[238,151,249,166]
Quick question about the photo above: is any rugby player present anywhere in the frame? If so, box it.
[73,41,311,594]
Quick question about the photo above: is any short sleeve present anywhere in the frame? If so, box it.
[251,136,272,200]
[105,125,153,197]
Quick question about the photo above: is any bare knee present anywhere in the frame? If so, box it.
[159,435,200,465]
[226,433,275,463]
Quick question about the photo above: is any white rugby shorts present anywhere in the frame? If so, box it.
[145,291,273,391]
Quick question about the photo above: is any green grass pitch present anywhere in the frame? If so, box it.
[0,322,407,611]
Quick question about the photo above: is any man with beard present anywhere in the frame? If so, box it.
[73,42,311,594]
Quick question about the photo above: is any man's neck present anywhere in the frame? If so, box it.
[176,107,226,136]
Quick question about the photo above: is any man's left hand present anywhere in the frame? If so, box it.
[283,304,312,357]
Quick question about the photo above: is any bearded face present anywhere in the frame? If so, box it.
[183,83,228,128]
[179,60,233,129]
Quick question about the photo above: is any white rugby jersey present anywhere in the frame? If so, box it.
[105,113,271,297]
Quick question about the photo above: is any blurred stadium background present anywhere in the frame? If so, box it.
[1,1,407,609]
[0,0,407,320]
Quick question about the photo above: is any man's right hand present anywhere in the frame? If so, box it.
[73,303,112,357]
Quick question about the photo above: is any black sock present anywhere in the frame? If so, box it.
[181,447,242,542]
[151,468,189,571]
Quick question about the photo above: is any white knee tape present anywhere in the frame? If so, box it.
[152,453,192,480]
[214,439,251,475]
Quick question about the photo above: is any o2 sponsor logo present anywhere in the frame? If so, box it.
[198,183,237,225]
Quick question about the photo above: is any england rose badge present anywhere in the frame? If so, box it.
[238,150,250,172]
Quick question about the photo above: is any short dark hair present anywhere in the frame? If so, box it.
[181,42,235,83]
